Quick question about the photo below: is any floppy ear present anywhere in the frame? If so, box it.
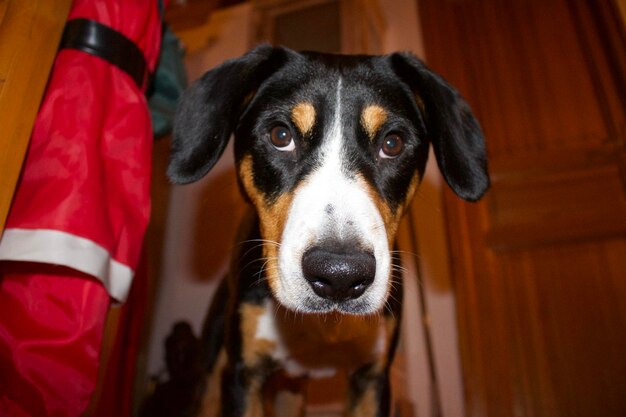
[390,53,489,201]
[168,45,289,184]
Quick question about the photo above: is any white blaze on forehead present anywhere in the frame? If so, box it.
[275,78,392,314]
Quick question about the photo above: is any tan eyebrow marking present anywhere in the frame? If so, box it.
[361,105,388,140]
[291,102,316,135]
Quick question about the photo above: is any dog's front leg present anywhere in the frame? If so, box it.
[348,364,392,417]
[218,299,276,417]
[220,362,267,417]
[348,312,400,417]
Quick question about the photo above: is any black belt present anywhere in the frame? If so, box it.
[59,18,149,89]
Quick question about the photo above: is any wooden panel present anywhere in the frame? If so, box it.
[419,0,626,416]
[0,0,72,233]
[341,0,386,54]
[253,0,341,51]
[252,0,386,54]
[419,0,625,158]
[486,146,626,249]
[273,1,341,53]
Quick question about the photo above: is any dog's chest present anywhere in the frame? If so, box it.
[240,299,389,378]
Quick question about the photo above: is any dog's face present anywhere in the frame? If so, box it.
[169,46,489,315]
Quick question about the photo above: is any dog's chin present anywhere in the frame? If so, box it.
[271,287,388,316]
[304,298,386,316]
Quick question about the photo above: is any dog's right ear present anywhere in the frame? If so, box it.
[389,53,489,202]
[168,45,289,184]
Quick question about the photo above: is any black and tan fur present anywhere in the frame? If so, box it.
[166,45,489,417]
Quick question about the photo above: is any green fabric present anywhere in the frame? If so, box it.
[149,26,188,138]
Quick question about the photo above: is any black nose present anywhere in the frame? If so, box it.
[302,243,376,302]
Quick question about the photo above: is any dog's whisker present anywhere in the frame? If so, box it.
[391,260,406,270]
[390,249,421,261]
[370,222,387,233]
[253,259,280,287]
[381,294,399,320]
[237,245,266,265]
[237,240,282,264]
[240,238,281,247]
[384,288,400,306]
[392,267,408,276]
[240,256,278,274]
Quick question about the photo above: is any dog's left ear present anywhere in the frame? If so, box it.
[390,53,490,202]
[168,45,290,184]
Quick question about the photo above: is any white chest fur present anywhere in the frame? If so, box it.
[251,299,389,379]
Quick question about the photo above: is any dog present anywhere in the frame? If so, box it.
[166,44,489,417]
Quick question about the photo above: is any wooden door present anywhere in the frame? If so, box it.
[418,1,626,416]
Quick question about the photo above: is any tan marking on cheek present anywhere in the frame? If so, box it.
[239,155,259,205]
[402,172,420,213]
[239,155,295,294]
[355,174,396,245]
[240,302,276,367]
[291,102,316,135]
[361,105,388,140]
[258,192,294,294]
[356,172,421,245]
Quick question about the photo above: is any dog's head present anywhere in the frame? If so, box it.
[169,45,489,315]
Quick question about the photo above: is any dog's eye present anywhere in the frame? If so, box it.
[379,134,404,159]
[270,125,295,151]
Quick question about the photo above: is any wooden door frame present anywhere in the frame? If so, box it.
[0,0,72,234]
[419,1,626,415]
